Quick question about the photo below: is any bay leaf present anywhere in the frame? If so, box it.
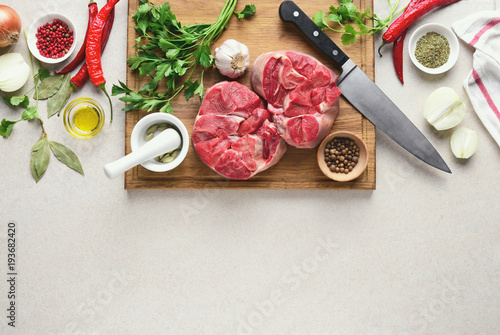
[36,75,65,100]
[30,155,39,182]
[48,141,84,175]
[30,137,50,183]
[47,73,71,118]
[31,134,45,151]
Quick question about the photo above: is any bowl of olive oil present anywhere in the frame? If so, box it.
[63,97,105,139]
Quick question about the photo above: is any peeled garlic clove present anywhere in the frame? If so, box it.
[423,87,466,130]
[450,127,477,159]
[214,39,250,79]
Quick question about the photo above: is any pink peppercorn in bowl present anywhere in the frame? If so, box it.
[27,13,77,64]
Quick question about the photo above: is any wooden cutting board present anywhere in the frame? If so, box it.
[124,0,376,189]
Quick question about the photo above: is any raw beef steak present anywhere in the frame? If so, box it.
[192,81,287,180]
[251,51,341,148]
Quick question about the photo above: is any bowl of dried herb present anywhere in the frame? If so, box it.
[408,23,459,75]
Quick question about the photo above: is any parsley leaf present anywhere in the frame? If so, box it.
[313,11,329,29]
[341,25,357,45]
[111,80,133,95]
[313,0,404,45]
[194,81,204,101]
[3,95,30,108]
[159,101,173,114]
[0,119,17,138]
[183,80,199,101]
[22,107,40,121]
[194,45,213,68]
[235,4,256,20]
[37,68,51,82]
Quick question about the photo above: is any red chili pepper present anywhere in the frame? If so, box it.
[389,0,430,83]
[86,0,120,122]
[55,0,98,75]
[70,0,115,88]
[379,0,461,54]
[70,64,89,89]
[392,29,407,84]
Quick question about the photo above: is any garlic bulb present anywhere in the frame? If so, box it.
[450,127,478,159]
[423,87,466,130]
[214,39,250,79]
[0,53,30,92]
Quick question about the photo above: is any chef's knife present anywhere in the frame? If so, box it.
[279,1,451,173]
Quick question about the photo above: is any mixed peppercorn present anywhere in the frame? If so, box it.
[324,137,360,174]
[35,19,74,59]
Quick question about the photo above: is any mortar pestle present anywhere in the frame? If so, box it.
[104,113,189,179]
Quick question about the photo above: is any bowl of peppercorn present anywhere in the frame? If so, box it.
[317,131,368,182]
[27,13,77,64]
[408,23,459,75]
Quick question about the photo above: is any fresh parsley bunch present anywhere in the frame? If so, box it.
[313,0,403,45]
[112,0,256,114]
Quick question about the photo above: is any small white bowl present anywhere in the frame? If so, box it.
[27,13,77,64]
[408,23,459,75]
[130,113,189,173]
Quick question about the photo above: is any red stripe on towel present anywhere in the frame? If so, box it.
[470,18,500,46]
[472,68,500,123]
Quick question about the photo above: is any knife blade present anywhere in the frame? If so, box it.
[279,1,451,173]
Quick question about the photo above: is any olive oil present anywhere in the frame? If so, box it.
[73,105,100,132]
[63,97,104,139]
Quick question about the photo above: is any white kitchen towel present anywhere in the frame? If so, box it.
[452,8,500,147]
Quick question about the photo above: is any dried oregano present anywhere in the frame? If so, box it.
[415,32,450,68]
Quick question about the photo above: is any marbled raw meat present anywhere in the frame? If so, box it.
[192,81,287,180]
[251,50,341,148]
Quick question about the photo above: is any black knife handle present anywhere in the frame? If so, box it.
[279,1,349,66]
